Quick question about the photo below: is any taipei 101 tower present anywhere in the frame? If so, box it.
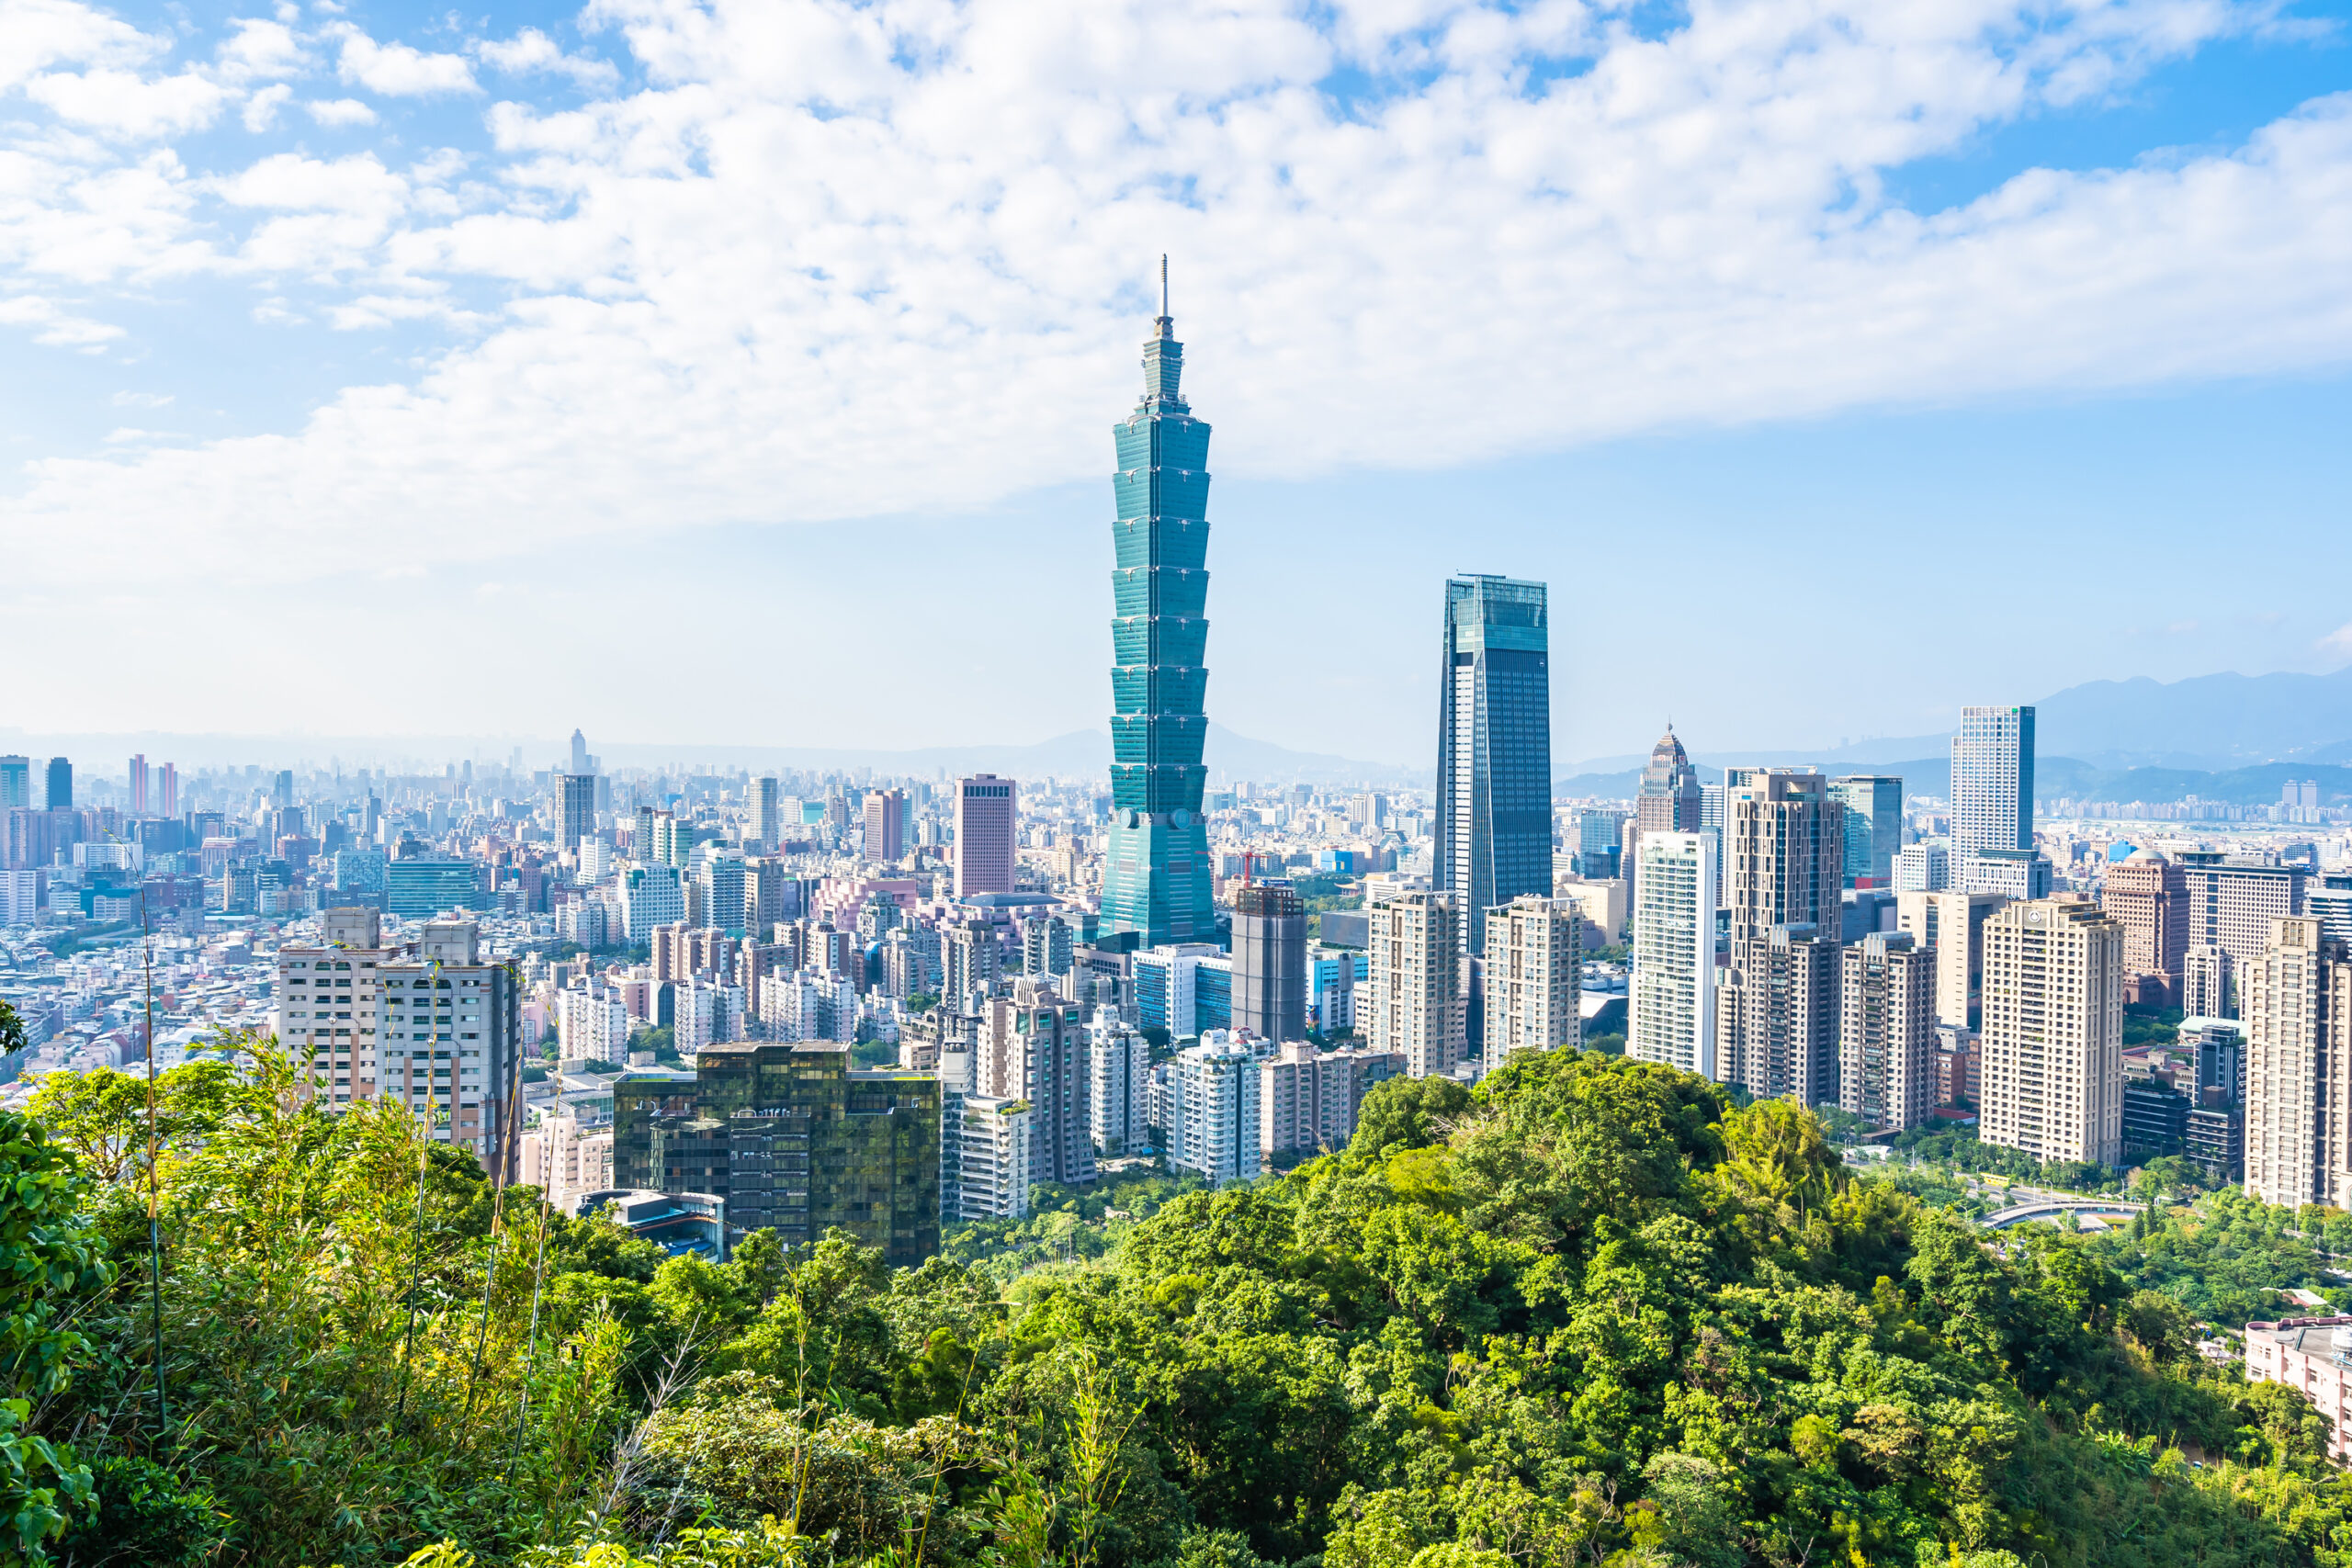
[1101,260,1216,949]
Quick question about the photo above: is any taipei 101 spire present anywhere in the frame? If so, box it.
[1101,259,1216,948]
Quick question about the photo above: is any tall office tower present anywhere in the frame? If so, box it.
[1231,879,1307,1042]
[979,982,1096,1186]
[1839,931,1937,1132]
[2102,848,2190,1006]
[1714,771,1845,1100]
[128,755,148,816]
[0,757,28,812]
[953,774,1017,899]
[1101,282,1216,950]
[273,768,293,807]
[1629,831,1717,1076]
[569,728,591,775]
[1367,892,1465,1078]
[44,758,72,811]
[158,762,177,818]
[1628,727,1702,912]
[2181,942,2233,1019]
[752,776,783,852]
[944,919,1001,1006]
[1484,895,1581,1056]
[616,1042,942,1264]
[863,787,908,863]
[555,772,597,857]
[2243,917,2352,1209]
[1894,889,2006,1029]
[1433,574,1552,959]
[1828,776,1903,888]
[1572,808,1625,879]
[2178,852,2309,983]
[2311,872,2352,950]
[1892,842,1948,894]
[1978,898,2124,1168]
[1950,705,2033,894]
[1167,1035,1262,1185]
[1087,1014,1152,1156]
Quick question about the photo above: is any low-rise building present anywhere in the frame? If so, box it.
[2245,1316,2352,1464]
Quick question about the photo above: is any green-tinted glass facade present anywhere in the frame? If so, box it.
[613,1043,940,1267]
[1102,305,1216,947]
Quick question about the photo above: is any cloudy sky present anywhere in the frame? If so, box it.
[5,0,2350,767]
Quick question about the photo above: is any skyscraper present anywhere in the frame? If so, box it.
[1483,895,1581,1057]
[1714,770,1845,1101]
[1368,892,1465,1078]
[2101,848,2190,1006]
[863,787,908,863]
[1827,775,1903,888]
[1838,931,1937,1132]
[953,775,1016,898]
[1433,574,1552,959]
[128,754,148,816]
[158,761,177,818]
[2243,916,2352,1210]
[1101,271,1216,949]
[0,757,28,812]
[555,772,596,857]
[1951,705,2034,894]
[1231,879,1307,1042]
[752,776,783,852]
[1628,727,1702,910]
[44,758,72,812]
[1629,831,1716,1077]
[1978,898,2124,1168]
[570,728,591,775]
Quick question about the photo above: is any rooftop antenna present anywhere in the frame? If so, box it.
[1160,254,1169,319]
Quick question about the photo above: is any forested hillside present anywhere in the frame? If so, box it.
[9,1036,2350,1567]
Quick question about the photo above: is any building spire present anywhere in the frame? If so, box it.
[1156,254,1172,339]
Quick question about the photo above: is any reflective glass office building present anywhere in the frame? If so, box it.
[1435,575,1553,956]
[1102,287,1216,948]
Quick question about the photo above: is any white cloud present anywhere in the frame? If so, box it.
[0,0,2349,612]
[23,68,229,139]
[335,30,478,96]
[473,27,619,91]
[0,290,121,344]
[215,17,308,83]
[304,96,378,126]
[2321,623,2352,660]
[243,81,292,131]
[0,0,163,92]
[110,389,172,406]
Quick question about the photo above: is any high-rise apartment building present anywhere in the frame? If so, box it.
[1087,1015,1152,1156]
[694,850,748,937]
[1367,892,1465,1078]
[2181,942,2233,1020]
[1021,913,1075,977]
[158,761,176,818]
[0,758,28,812]
[1978,898,2123,1168]
[1231,879,1307,1043]
[752,777,783,852]
[944,1094,1032,1221]
[1260,1042,1407,1160]
[1839,931,1937,1132]
[1483,895,1581,1056]
[128,754,147,816]
[1433,575,1552,958]
[618,863,685,942]
[1167,1034,1261,1185]
[2101,848,2190,1006]
[1101,285,1216,949]
[44,758,71,812]
[1828,776,1903,889]
[944,919,1001,1008]
[953,774,1017,899]
[2242,917,2352,1211]
[978,983,1095,1187]
[555,772,596,858]
[1715,770,1844,1101]
[278,914,522,1178]
[1629,831,1716,1077]
[1895,889,2007,1029]
[616,1042,941,1265]
[863,788,908,863]
[1950,706,2035,895]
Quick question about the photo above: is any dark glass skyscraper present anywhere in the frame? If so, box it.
[1434,575,1552,956]
[1102,276,1215,948]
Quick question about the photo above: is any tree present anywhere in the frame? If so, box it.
[0,1111,113,1558]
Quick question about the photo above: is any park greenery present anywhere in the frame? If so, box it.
[8,1021,2352,1567]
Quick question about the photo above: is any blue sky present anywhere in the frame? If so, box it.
[4,0,2350,768]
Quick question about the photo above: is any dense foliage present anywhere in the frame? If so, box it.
[13,1035,2352,1568]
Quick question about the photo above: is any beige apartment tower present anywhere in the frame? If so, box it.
[1368,892,1465,1078]
[1978,897,2123,1168]
[1714,770,1845,1102]
[1484,895,1582,1057]
[1895,889,2007,1030]
[1839,931,1937,1132]
[2242,916,2352,1211]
